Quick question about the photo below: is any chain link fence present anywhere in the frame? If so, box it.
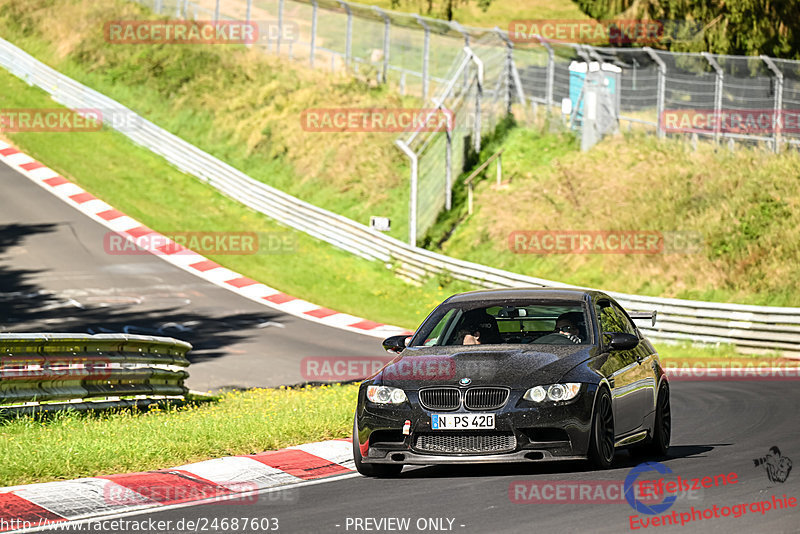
[128,0,800,244]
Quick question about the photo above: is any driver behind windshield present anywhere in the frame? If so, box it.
[534,311,585,344]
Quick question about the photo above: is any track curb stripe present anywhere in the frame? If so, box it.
[0,140,410,339]
[0,439,355,532]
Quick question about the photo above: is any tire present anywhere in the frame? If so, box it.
[352,418,403,477]
[588,387,615,469]
[630,384,671,459]
[646,385,671,456]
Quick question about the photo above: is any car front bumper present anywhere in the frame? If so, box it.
[356,384,598,464]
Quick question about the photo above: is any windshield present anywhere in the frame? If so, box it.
[411,301,592,347]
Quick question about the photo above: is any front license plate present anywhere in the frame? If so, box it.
[431,413,495,430]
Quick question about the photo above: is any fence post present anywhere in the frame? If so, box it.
[310,0,317,67]
[445,128,453,210]
[702,52,723,144]
[154,0,162,14]
[536,35,555,116]
[246,0,252,25]
[373,7,390,84]
[762,55,784,154]
[496,152,502,185]
[415,16,430,101]
[337,1,352,68]
[395,140,418,246]
[214,0,220,22]
[451,22,470,91]
[644,47,667,139]
[495,29,513,114]
[468,47,484,153]
[182,0,188,18]
[277,0,284,54]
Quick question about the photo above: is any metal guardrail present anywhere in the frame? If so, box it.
[0,333,191,411]
[1,38,798,356]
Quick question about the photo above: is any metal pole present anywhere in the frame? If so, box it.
[373,7,390,84]
[536,36,555,116]
[445,129,453,210]
[645,47,667,139]
[702,52,723,144]
[214,0,220,22]
[451,22,470,90]
[762,55,784,154]
[416,16,430,101]
[395,140,418,246]
[338,1,352,68]
[246,0,252,25]
[155,0,162,15]
[469,48,484,153]
[310,0,317,67]
[495,29,513,114]
[496,153,502,185]
[277,0,284,54]
[182,0,188,18]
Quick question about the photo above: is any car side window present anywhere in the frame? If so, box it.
[596,301,625,334]
[610,303,637,336]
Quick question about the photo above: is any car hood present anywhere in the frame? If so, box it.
[373,345,596,390]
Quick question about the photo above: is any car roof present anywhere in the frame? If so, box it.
[445,287,605,304]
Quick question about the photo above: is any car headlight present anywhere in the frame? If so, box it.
[367,385,407,405]
[523,383,581,402]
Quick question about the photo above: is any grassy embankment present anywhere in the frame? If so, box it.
[0,0,796,487]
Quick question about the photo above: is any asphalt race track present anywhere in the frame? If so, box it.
[0,161,385,391]
[42,381,800,533]
[3,161,799,533]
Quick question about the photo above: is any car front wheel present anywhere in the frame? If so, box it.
[352,418,403,477]
[588,387,615,469]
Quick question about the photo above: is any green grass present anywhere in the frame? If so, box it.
[433,126,800,307]
[0,384,358,486]
[0,0,415,242]
[0,66,475,329]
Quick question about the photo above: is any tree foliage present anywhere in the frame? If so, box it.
[575,0,800,58]
[390,0,493,21]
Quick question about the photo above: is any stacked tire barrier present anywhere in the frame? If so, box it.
[1,38,798,357]
[0,334,191,412]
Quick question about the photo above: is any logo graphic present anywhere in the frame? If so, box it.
[624,462,677,515]
[459,377,472,386]
[754,446,793,483]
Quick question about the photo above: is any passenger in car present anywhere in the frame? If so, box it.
[454,309,503,345]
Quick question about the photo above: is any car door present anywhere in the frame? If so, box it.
[595,299,648,436]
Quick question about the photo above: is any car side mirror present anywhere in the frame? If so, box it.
[605,332,639,351]
[382,335,410,353]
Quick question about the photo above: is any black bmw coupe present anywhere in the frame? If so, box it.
[353,288,670,476]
